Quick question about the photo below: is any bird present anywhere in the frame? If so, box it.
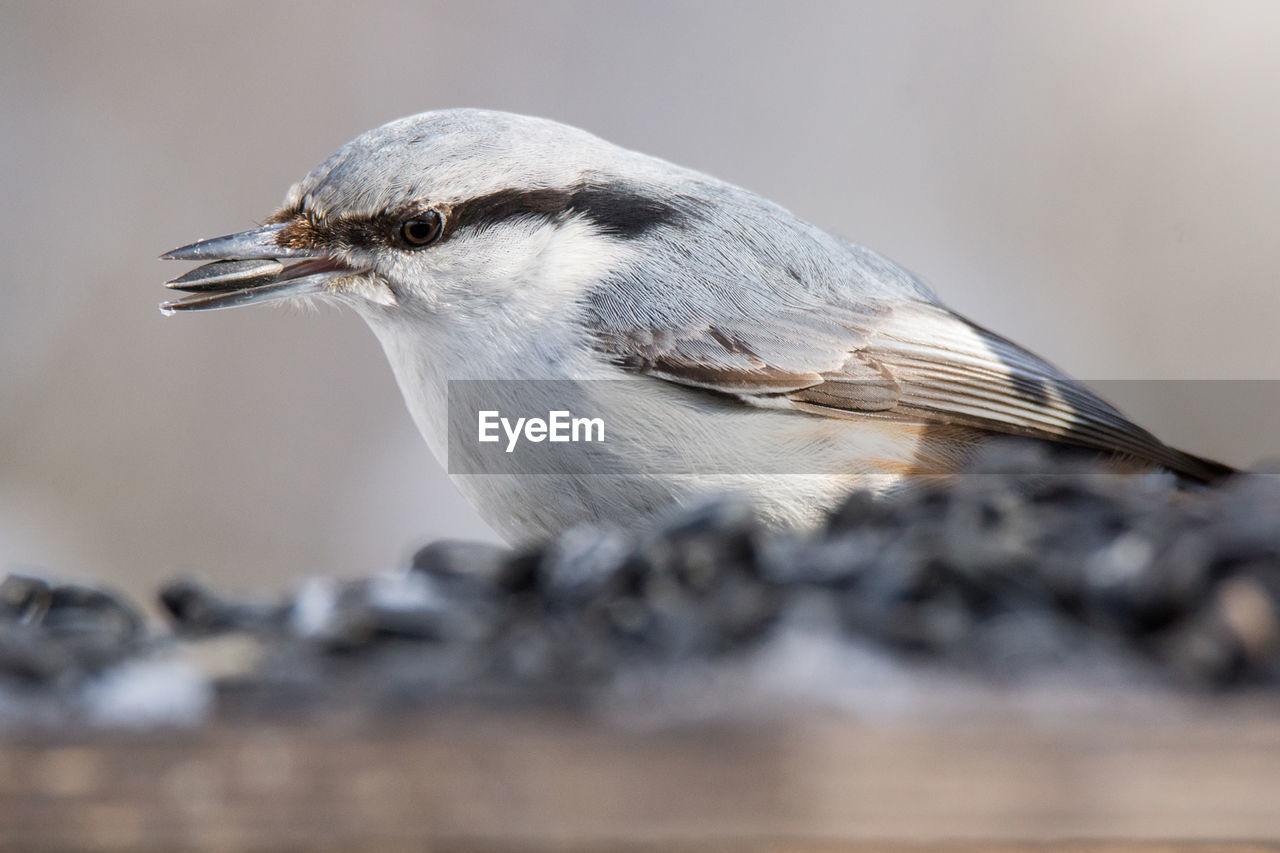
[160,108,1232,544]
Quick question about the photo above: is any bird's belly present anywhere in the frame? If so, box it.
[443,387,970,544]
[369,320,975,543]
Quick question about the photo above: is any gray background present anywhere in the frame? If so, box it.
[2,1,1278,601]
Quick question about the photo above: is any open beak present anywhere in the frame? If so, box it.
[159,223,353,315]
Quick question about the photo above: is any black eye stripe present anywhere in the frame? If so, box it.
[277,180,695,251]
[444,181,693,240]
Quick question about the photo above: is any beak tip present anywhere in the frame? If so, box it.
[160,244,202,261]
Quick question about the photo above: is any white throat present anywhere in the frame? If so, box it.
[356,216,633,463]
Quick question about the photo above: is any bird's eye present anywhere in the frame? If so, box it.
[399,211,443,247]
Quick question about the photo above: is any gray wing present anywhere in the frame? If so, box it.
[591,296,1230,482]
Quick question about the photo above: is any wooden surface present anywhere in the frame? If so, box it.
[1,699,1279,851]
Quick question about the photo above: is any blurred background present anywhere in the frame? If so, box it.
[2,0,1278,602]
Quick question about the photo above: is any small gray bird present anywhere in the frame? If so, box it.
[161,109,1230,543]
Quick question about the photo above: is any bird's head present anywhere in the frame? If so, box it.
[161,109,692,324]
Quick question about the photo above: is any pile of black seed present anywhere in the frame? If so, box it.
[2,442,1279,723]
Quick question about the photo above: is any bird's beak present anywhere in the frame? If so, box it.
[159,223,353,315]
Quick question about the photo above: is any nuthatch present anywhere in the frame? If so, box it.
[161,109,1231,542]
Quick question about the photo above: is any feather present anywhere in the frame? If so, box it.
[594,296,1232,483]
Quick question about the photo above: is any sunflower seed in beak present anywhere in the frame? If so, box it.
[165,259,285,293]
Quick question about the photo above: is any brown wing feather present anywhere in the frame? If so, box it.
[596,299,1232,482]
